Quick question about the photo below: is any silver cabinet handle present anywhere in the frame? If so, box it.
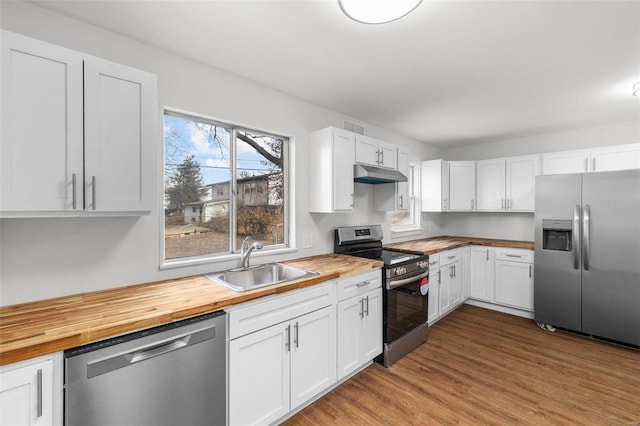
[380,149,384,165]
[356,280,370,288]
[350,193,354,208]
[448,255,455,260]
[294,322,299,348]
[91,176,97,210]
[365,295,369,316]
[584,158,588,172]
[507,198,511,210]
[529,264,532,278]
[437,270,441,284]
[573,204,581,270]
[470,199,474,209]
[359,298,364,318]
[453,264,456,278]
[399,194,404,209]
[501,198,505,210]
[592,157,596,172]
[443,199,447,210]
[36,368,43,418]
[286,325,291,352]
[505,254,522,258]
[583,204,591,271]
[486,249,489,261]
[72,173,77,209]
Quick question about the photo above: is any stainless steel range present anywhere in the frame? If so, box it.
[335,225,430,366]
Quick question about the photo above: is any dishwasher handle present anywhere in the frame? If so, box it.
[87,324,217,378]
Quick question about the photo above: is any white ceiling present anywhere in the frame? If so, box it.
[32,0,640,148]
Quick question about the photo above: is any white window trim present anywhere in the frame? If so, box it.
[390,162,422,238]
[159,107,291,268]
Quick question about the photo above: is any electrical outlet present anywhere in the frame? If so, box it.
[302,234,313,249]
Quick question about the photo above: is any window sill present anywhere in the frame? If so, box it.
[160,246,298,270]
[390,227,423,239]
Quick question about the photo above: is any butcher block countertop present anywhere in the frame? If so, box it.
[0,254,382,366]
[384,236,534,255]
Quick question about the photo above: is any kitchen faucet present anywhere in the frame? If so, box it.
[240,236,263,268]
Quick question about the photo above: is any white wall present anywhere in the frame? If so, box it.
[0,2,442,305]
[434,120,640,241]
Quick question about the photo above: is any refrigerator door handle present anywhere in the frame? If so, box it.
[573,204,581,270]
[583,204,591,271]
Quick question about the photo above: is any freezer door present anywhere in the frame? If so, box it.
[581,169,640,346]
[534,173,583,330]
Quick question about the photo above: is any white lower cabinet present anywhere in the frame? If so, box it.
[470,246,495,302]
[429,250,464,323]
[228,282,337,426]
[494,249,534,311]
[0,352,63,426]
[427,255,440,324]
[336,270,382,380]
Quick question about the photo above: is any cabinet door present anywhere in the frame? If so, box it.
[427,268,440,324]
[378,140,397,169]
[449,161,476,210]
[333,128,356,211]
[495,260,534,311]
[1,31,83,212]
[421,160,449,212]
[449,261,463,308]
[438,266,452,315]
[337,297,362,380]
[229,324,290,426]
[396,147,410,210]
[460,247,471,300]
[354,134,379,166]
[84,57,157,212]
[0,359,53,426]
[542,149,590,175]
[590,144,640,172]
[470,246,495,302]
[360,289,383,361]
[506,155,540,211]
[290,307,336,410]
[476,159,505,210]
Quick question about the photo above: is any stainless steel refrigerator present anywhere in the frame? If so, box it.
[534,169,640,347]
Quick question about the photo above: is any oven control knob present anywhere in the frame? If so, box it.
[418,261,429,269]
[396,267,406,276]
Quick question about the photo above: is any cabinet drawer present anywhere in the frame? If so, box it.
[428,254,440,270]
[439,250,460,267]
[495,248,534,263]
[228,281,336,339]
[337,270,381,302]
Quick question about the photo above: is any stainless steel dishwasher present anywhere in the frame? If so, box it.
[64,311,226,426]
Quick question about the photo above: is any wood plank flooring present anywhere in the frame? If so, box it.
[284,304,640,425]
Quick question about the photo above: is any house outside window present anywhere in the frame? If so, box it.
[163,110,288,262]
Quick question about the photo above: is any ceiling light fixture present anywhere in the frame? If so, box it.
[634,81,640,97]
[339,0,424,24]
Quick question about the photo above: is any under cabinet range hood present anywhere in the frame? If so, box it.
[353,164,407,184]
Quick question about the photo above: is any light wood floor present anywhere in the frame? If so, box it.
[284,304,640,425]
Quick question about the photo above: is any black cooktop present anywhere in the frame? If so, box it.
[381,249,422,265]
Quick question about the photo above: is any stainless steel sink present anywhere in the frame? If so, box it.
[204,263,318,292]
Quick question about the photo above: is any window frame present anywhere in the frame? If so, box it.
[161,108,291,268]
[390,162,422,237]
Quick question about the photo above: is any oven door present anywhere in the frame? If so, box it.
[385,269,429,344]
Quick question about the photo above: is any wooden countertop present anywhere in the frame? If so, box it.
[384,236,534,255]
[0,254,382,366]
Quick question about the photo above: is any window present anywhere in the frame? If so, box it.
[390,163,420,232]
[163,110,288,262]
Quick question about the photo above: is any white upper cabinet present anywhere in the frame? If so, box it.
[309,127,355,213]
[449,161,476,211]
[83,57,157,212]
[476,159,506,211]
[421,159,450,212]
[355,134,397,169]
[1,31,84,213]
[589,143,640,172]
[0,31,157,216]
[476,155,540,212]
[542,144,640,175]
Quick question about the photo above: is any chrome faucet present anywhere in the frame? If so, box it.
[240,236,263,268]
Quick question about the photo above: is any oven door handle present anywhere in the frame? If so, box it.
[387,270,429,290]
